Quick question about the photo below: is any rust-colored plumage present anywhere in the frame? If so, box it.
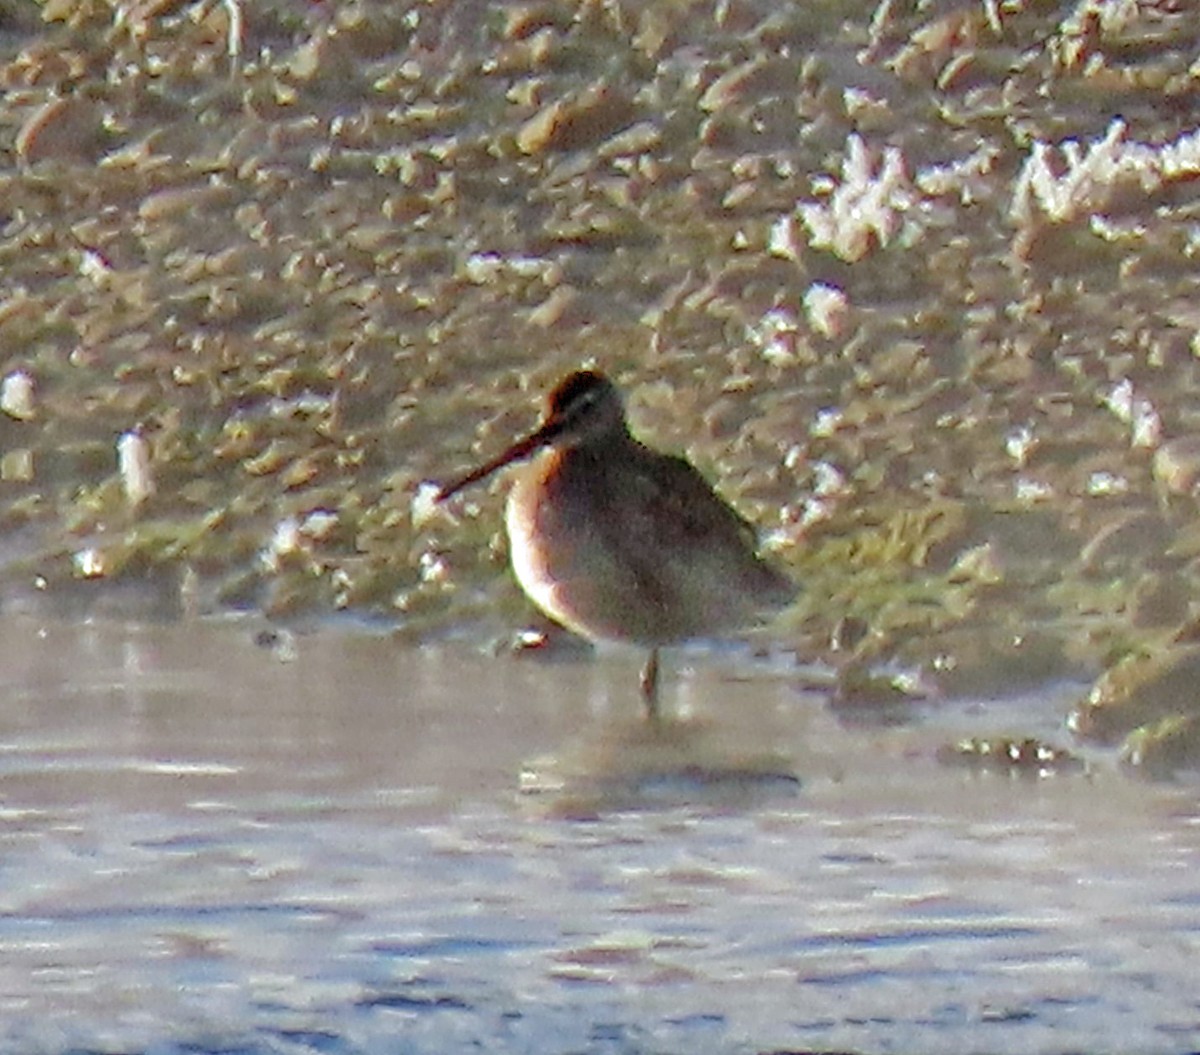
[437,371,794,716]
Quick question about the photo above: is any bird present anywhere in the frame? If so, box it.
[435,370,795,718]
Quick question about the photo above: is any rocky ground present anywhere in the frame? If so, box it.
[4,0,1200,770]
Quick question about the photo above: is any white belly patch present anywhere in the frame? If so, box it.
[505,489,582,635]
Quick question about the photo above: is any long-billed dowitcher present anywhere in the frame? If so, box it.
[436,370,794,717]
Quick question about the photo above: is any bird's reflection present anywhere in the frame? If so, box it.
[518,704,801,818]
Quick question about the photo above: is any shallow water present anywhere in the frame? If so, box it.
[2,616,1199,1055]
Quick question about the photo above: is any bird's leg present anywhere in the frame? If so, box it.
[640,648,660,720]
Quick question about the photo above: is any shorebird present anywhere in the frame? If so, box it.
[436,370,794,717]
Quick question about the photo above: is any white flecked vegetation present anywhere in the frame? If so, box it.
[411,480,444,529]
[117,429,156,506]
[795,136,915,263]
[1012,119,1200,226]
[803,283,849,339]
[1,371,35,420]
[779,119,1200,267]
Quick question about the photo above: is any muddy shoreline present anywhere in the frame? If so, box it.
[5,1,1200,767]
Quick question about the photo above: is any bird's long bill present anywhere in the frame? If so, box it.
[435,416,564,502]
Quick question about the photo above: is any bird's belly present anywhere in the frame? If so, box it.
[505,481,615,642]
[504,476,747,647]
[506,493,577,634]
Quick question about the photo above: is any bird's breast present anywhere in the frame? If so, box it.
[503,454,588,637]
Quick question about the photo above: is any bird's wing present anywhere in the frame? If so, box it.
[616,451,761,551]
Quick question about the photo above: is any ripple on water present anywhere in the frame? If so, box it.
[2,619,1200,1054]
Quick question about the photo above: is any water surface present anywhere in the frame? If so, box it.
[2,616,1199,1054]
